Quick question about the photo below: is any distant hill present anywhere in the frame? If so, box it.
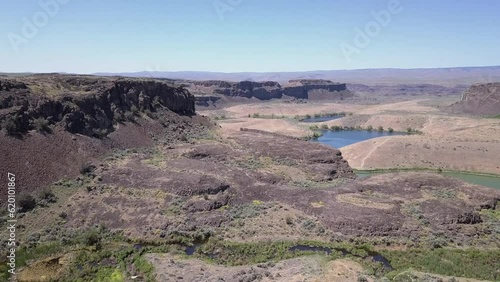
[94,66,500,86]
[449,83,500,116]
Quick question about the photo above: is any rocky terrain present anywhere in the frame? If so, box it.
[0,74,208,197]
[449,83,500,116]
[184,79,353,103]
[348,84,467,97]
[1,74,499,282]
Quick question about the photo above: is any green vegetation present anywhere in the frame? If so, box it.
[18,194,37,212]
[307,131,323,139]
[249,113,287,119]
[354,167,500,178]
[406,127,423,134]
[330,125,342,131]
[382,248,500,281]
[79,162,95,175]
[388,127,394,133]
[366,125,373,131]
[377,126,384,132]
[295,112,349,121]
[133,255,155,281]
[0,243,67,281]
[227,202,271,220]
[1,226,157,282]
[2,114,22,135]
[198,240,372,266]
[33,117,51,133]
[213,114,227,120]
[309,125,319,130]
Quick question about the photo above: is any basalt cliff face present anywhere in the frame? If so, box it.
[187,79,352,103]
[449,83,500,116]
[0,74,205,197]
[0,75,195,137]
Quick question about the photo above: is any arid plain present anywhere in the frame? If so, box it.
[202,97,500,175]
[1,75,499,282]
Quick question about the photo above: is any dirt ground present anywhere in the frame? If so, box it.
[146,253,372,282]
[146,253,491,282]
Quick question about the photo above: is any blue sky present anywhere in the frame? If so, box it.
[1,0,499,73]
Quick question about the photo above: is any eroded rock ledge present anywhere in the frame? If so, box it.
[189,79,352,101]
[0,75,195,137]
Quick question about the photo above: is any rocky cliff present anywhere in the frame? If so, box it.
[0,75,196,137]
[449,83,500,115]
[188,79,351,101]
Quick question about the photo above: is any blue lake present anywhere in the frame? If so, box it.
[313,130,406,148]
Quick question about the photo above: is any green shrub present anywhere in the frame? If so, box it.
[320,124,329,130]
[378,126,384,132]
[366,125,373,131]
[124,111,135,121]
[18,194,37,212]
[38,189,56,202]
[3,116,21,135]
[80,163,95,175]
[33,117,50,132]
[82,229,101,248]
[382,248,500,281]
[309,125,319,130]
[312,132,323,138]
[37,189,57,207]
[388,127,394,133]
[130,105,139,114]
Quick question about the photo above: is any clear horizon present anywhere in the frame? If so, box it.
[1,0,500,73]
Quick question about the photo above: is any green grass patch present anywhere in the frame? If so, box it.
[249,113,287,119]
[198,239,374,266]
[354,167,500,179]
[381,248,500,281]
[0,243,67,280]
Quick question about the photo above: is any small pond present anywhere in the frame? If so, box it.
[313,130,406,148]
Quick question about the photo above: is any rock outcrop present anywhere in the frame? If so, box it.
[449,83,500,115]
[0,75,196,137]
[348,83,467,96]
[188,79,351,101]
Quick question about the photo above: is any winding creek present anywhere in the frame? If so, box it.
[184,243,393,270]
